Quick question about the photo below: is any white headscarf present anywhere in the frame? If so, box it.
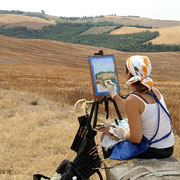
[125,55,153,91]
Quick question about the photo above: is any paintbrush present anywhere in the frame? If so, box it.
[73,145,98,163]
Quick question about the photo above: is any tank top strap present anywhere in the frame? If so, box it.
[131,94,149,104]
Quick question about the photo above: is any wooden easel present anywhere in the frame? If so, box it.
[88,50,123,128]
[89,96,123,128]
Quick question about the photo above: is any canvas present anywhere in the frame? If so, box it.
[88,55,120,99]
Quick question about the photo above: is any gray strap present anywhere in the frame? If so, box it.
[119,166,162,179]
[144,166,163,176]
[146,171,180,177]
[129,167,180,180]
[130,172,150,180]
[119,166,180,180]
[119,166,146,179]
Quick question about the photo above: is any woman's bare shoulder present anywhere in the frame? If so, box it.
[125,93,141,105]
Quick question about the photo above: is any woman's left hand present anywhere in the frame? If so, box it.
[94,123,110,134]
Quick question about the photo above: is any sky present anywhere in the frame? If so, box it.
[1,0,180,21]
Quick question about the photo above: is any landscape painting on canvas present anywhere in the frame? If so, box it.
[88,55,120,97]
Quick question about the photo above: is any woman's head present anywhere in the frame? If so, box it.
[125,55,153,92]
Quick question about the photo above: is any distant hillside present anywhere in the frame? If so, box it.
[149,26,180,44]
[1,21,180,52]
[111,26,180,45]
[93,16,180,28]
[0,14,55,29]
[0,35,180,80]
[0,11,180,51]
[56,15,180,28]
[1,10,180,29]
[81,26,116,35]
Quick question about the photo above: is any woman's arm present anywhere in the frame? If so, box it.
[104,80,126,114]
[113,94,126,114]
[104,80,143,143]
[95,95,143,143]
[125,95,143,143]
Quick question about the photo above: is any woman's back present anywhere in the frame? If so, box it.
[131,88,174,149]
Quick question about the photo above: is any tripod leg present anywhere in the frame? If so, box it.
[96,170,103,180]
[105,100,109,119]
[112,99,122,120]
[93,102,99,128]
[89,102,95,123]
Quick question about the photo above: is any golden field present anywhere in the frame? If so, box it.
[110,26,180,45]
[93,15,180,28]
[2,14,180,28]
[0,14,55,29]
[0,35,180,179]
[0,14,54,24]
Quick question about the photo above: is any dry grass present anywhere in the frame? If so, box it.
[0,14,54,24]
[0,66,179,180]
[0,35,180,80]
[110,26,180,45]
[0,89,79,179]
[93,15,180,28]
[0,14,55,29]
[3,21,54,30]
[110,26,150,34]
[0,35,179,179]
[149,26,180,44]
[153,80,180,134]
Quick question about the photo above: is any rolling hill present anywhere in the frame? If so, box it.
[93,15,180,28]
[0,35,180,79]
[55,15,180,28]
[0,13,180,50]
[0,14,55,29]
[1,12,180,30]
[110,26,180,45]
[0,35,180,180]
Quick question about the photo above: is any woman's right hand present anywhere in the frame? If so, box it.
[104,80,117,98]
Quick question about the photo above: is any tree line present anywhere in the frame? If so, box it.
[0,22,179,52]
[0,10,24,14]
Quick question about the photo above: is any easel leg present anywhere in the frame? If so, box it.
[89,102,95,123]
[89,98,123,129]
[112,99,122,120]
[89,102,99,128]
[93,102,99,128]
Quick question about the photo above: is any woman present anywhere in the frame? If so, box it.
[96,55,174,159]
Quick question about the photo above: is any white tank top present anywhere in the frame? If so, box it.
[131,93,174,148]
